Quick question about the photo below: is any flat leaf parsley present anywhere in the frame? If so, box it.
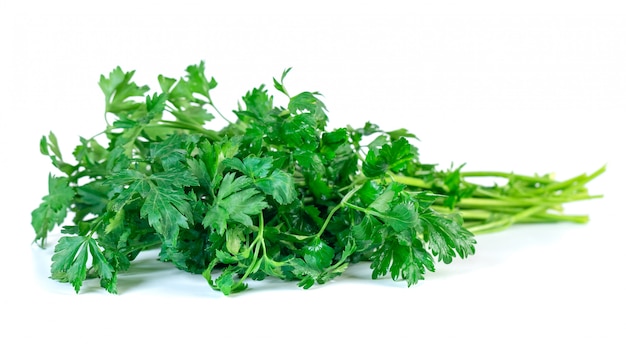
[31,62,604,295]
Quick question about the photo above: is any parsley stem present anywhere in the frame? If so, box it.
[208,101,234,125]
[466,205,550,234]
[433,206,589,224]
[460,171,555,183]
[238,212,265,284]
[343,202,369,214]
[386,174,432,189]
[154,121,221,139]
[314,185,362,239]
[120,239,163,255]
[455,197,573,208]
[387,167,603,235]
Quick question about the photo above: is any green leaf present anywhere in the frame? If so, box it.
[368,186,395,213]
[146,92,168,116]
[236,85,274,121]
[363,137,418,178]
[216,172,252,199]
[202,173,268,234]
[289,258,318,289]
[385,203,417,232]
[420,210,476,264]
[288,91,327,127]
[107,170,152,211]
[87,238,117,293]
[169,106,215,125]
[290,239,354,289]
[281,113,320,151]
[98,66,149,115]
[302,238,334,270]
[157,74,177,93]
[202,206,230,236]
[390,239,434,286]
[148,133,198,170]
[31,175,75,245]
[222,188,267,227]
[39,132,75,175]
[293,150,324,174]
[225,156,273,179]
[225,227,245,255]
[349,215,384,253]
[141,187,193,242]
[441,164,476,208]
[387,128,418,141]
[215,249,240,265]
[320,128,348,160]
[150,166,199,189]
[73,180,111,221]
[273,67,292,96]
[107,164,197,244]
[214,267,247,295]
[349,121,381,145]
[254,169,297,205]
[50,236,89,293]
[370,236,435,287]
[185,61,218,100]
[197,138,240,188]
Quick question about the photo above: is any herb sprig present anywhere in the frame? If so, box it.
[31,61,604,295]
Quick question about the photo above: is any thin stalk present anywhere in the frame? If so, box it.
[238,212,265,284]
[154,121,221,139]
[314,185,363,239]
[466,205,550,234]
[386,174,433,189]
[209,102,234,125]
[433,206,590,224]
[460,171,555,184]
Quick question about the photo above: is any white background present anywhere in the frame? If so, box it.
[1,1,624,351]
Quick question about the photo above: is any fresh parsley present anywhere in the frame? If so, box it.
[31,62,604,295]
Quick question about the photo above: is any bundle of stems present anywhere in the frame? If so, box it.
[392,165,605,234]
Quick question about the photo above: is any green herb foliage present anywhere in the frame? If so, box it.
[31,62,604,295]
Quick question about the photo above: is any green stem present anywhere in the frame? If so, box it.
[155,121,221,139]
[238,212,265,284]
[460,171,555,184]
[209,102,234,125]
[386,174,433,189]
[314,185,363,239]
[433,206,589,224]
[120,239,163,255]
[466,205,550,234]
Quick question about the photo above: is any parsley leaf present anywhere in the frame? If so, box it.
[99,67,149,116]
[202,172,268,235]
[50,234,116,293]
[31,174,74,246]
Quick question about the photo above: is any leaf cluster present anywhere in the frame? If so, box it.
[31,62,603,294]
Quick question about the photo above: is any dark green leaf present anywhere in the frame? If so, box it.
[254,169,297,205]
[385,203,417,232]
[88,238,117,293]
[141,187,193,242]
[50,236,89,293]
[302,238,334,270]
[31,175,75,245]
[420,211,476,264]
[202,173,268,234]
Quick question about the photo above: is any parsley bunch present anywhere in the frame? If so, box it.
[31,62,604,295]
